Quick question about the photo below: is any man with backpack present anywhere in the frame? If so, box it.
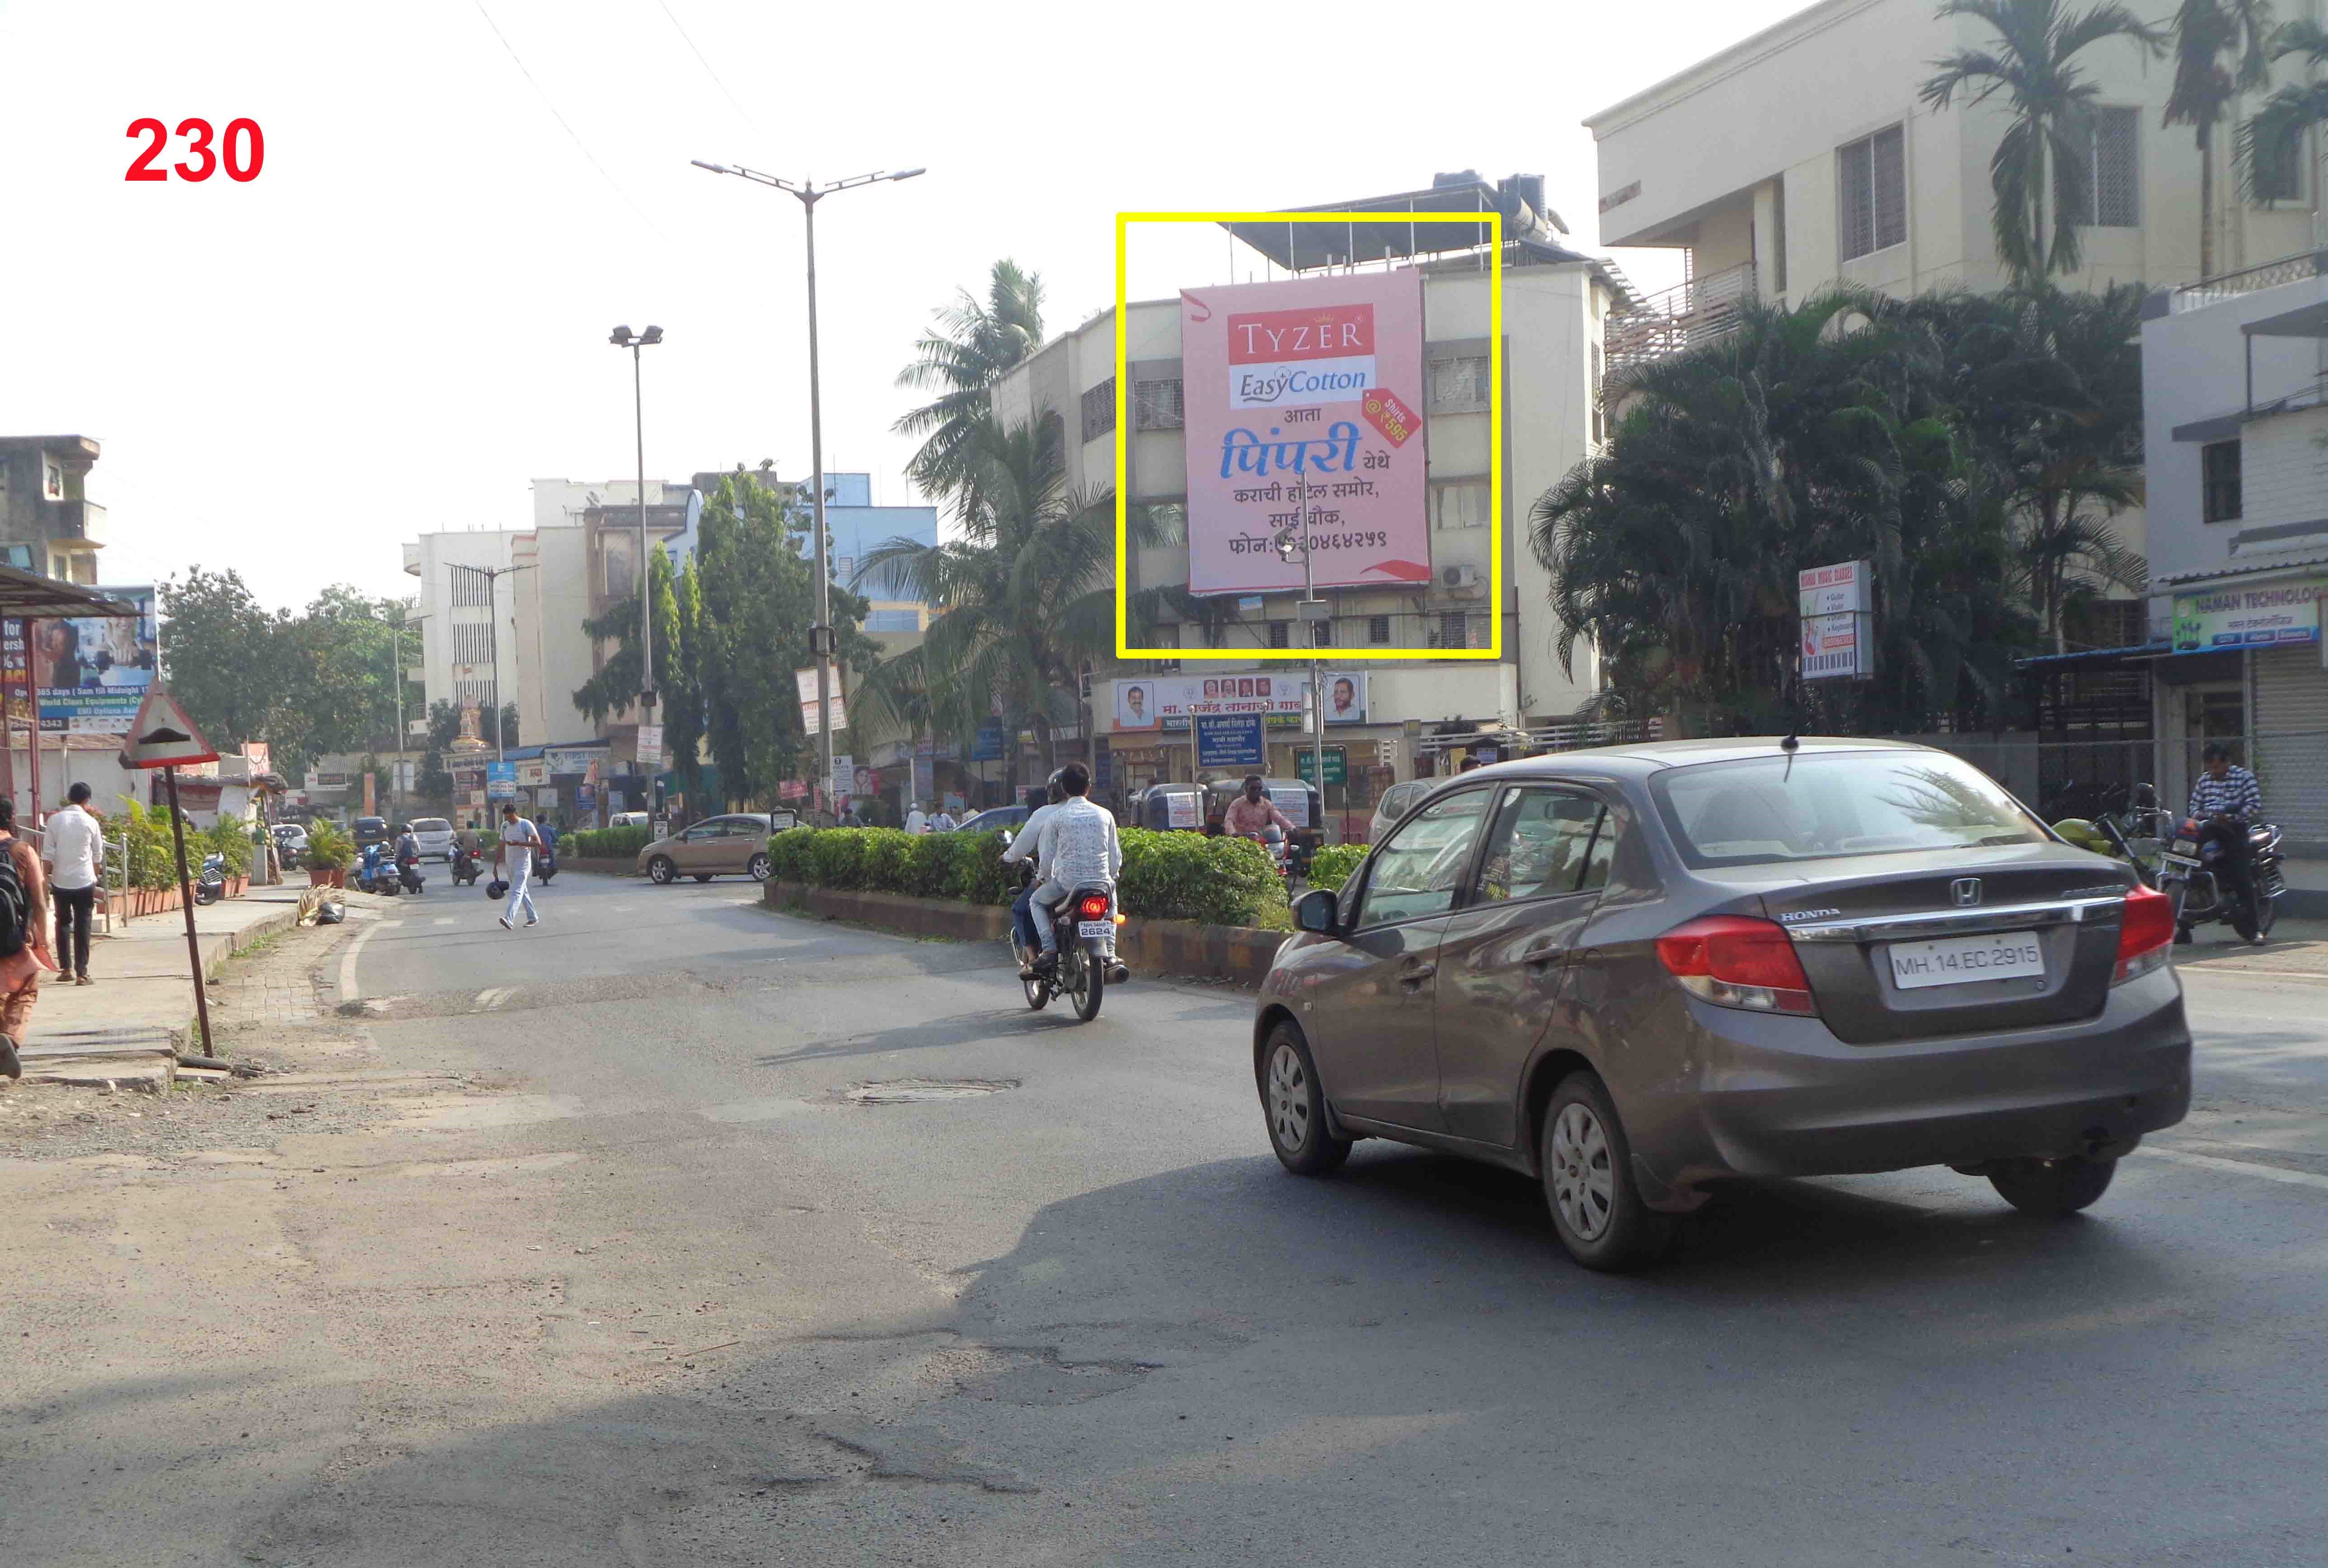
[0,795,57,1079]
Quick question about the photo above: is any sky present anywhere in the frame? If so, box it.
[0,0,1812,613]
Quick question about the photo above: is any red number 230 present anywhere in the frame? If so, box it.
[125,118,263,183]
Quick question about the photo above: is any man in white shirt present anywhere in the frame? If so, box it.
[493,803,544,930]
[1002,762,1121,971]
[43,782,103,985]
[903,801,929,835]
[929,805,957,833]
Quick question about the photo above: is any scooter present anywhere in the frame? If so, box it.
[356,843,400,897]
[192,851,226,906]
[450,844,481,886]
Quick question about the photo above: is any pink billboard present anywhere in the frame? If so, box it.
[1180,270,1432,596]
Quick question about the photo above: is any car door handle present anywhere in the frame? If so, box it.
[1399,962,1436,988]
[1523,947,1565,970]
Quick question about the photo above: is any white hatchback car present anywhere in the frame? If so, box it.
[407,816,456,861]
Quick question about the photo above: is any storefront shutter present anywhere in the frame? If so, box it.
[2250,646,2328,844]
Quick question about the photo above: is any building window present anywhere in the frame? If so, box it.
[1429,355,1492,412]
[1268,620,1291,648]
[1080,379,1117,443]
[1133,379,1184,431]
[1771,175,1788,294]
[2202,439,2242,524]
[43,461,62,499]
[1434,479,1491,530]
[1838,124,1906,260]
[1436,611,1474,649]
[1368,614,1391,645]
[864,609,920,633]
[2254,124,2304,204]
[2060,105,2140,227]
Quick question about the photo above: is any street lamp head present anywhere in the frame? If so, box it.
[642,325,663,344]
[690,159,729,173]
[610,325,633,345]
[890,167,926,181]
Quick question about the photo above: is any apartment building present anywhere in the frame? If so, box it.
[987,173,1624,793]
[401,528,525,716]
[0,435,104,582]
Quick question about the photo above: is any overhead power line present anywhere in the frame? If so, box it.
[469,0,668,239]
[653,0,760,134]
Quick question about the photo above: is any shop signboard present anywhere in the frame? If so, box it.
[971,722,1005,761]
[1797,560,1872,617]
[516,761,549,787]
[1195,712,1266,769]
[486,761,516,800]
[1112,671,1367,732]
[544,747,598,775]
[1294,746,1347,786]
[1180,271,1432,595]
[2171,579,2327,651]
[1801,612,1874,681]
[30,584,158,733]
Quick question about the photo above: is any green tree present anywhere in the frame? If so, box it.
[1921,0,2164,286]
[2239,19,2328,200]
[158,568,286,752]
[892,260,1047,500]
[2164,0,2277,278]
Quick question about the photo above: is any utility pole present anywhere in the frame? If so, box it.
[390,618,405,820]
[608,325,664,712]
[453,564,532,765]
[690,158,925,816]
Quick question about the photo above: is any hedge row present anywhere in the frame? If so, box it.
[567,826,651,860]
[1305,844,1367,892]
[763,826,1292,930]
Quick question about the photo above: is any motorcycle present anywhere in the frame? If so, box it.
[192,851,226,907]
[355,843,400,897]
[535,846,558,885]
[396,849,427,896]
[1000,830,1126,1023]
[1244,827,1292,882]
[2159,810,2284,944]
[450,844,481,886]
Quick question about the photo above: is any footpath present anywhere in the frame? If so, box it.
[14,883,311,1088]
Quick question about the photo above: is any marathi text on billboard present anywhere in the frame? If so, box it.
[1111,672,1368,732]
[1180,272,1431,596]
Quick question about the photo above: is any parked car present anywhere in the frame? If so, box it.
[408,816,455,861]
[610,811,651,831]
[637,812,787,884]
[1253,739,2191,1271]
[955,805,1030,834]
[271,822,309,865]
[352,816,390,849]
[1367,778,1434,848]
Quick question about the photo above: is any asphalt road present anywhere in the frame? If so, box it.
[10,870,2328,1566]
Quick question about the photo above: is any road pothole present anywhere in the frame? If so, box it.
[843,1079,1019,1105]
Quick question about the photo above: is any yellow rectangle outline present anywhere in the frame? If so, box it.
[1112,210,1502,662]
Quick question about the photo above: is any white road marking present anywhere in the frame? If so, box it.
[2143,1145,2328,1193]
[338,920,382,1002]
[2180,964,2328,981]
[474,986,512,1010]
[433,917,453,926]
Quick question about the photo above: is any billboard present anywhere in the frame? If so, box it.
[1180,271,1431,596]
[1195,713,1265,769]
[20,585,159,733]
[2173,580,2327,651]
[1111,671,1368,732]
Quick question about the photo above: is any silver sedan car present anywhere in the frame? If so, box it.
[1254,739,2191,1270]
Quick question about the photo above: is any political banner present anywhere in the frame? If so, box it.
[1112,671,1368,733]
[1180,272,1431,595]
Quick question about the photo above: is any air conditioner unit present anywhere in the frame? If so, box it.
[1442,564,1483,592]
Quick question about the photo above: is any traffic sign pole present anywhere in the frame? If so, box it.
[162,766,213,1054]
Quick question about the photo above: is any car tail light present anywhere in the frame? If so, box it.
[1078,894,1110,920]
[1656,916,1817,1016]
[2113,884,2175,984]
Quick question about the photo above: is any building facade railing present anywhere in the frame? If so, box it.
[1605,261,1756,369]
[2171,249,2328,312]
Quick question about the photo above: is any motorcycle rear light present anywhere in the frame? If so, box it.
[1077,894,1110,919]
[1655,916,1817,1016]
[2113,884,2175,984]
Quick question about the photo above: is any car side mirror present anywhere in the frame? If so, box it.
[1295,887,1339,934]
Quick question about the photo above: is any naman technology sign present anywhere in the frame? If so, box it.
[1180,271,1430,596]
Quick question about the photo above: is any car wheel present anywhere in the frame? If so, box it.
[1261,1023,1350,1176]
[748,852,771,882]
[648,856,676,885]
[1986,1155,2117,1217]
[1540,1071,1673,1272]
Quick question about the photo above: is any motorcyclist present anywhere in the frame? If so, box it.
[2187,741,2264,938]
[1002,771,1070,979]
[1002,761,1121,977]
[1222,775,1297,838]
[393,822,420,863]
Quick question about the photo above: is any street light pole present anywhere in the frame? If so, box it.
[690,159,924,816]
[608,325,664,716]
[391,619,404,821]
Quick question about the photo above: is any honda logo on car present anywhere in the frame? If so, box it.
[1227,303,1375,408]
[1951,877,1983,906]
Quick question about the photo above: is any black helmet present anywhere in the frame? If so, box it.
[1046,768,1070,804]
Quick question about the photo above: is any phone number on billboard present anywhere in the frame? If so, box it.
[1302,531,1389,552]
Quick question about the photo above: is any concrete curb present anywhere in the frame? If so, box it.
[555,857,640,877]
[760,880,1288,987]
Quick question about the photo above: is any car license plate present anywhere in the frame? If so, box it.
[1887,931,2044,990]
[1077,920,1112,938]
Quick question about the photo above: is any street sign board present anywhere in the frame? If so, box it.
[1802,611,1874,680]
[635,723,663,759]
[1196,712,1266,769]
[486,762,517,799]
[1798,560,1871,618]
[118,688,219,770]
[1294,746,1347,786]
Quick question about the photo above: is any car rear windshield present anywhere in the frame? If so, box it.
[1648,751,2048,869]
[411,819,450,833]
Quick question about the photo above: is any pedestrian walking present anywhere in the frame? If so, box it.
[904,801,929,835]
[0,796,57,1079]
[493,802,544,930]
[43,781,103,987]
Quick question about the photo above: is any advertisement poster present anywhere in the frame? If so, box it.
[25,585,159,733]
[1179,272,1431,595]
[2173,580,2326,651]
[486,761,516,799]
[1195,713,1266,769]
[1112,672,1367,732]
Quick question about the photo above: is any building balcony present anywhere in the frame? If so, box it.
[1605,261,1756,370]
[403,540,423,576]
[2171,250,2328,314]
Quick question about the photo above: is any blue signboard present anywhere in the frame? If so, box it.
[971,722,1005,762]
[486,761,517,800]
[1196,712,1265,769]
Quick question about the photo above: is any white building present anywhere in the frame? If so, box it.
[510,524,598,749]
[986,176,1626,803]
[2140,254,2328,847]
[401,529,525,717]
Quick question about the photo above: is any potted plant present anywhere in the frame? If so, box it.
[302,818,355,887]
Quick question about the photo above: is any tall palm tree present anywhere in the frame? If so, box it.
[1921,0,2164,287]
[892,260,1047,501]
[850,417,1118,771]
[2164,0,2277,279]
[2239,19,2328,202]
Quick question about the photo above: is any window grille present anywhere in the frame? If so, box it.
[1368,615,1391,644]
[1268,620,1290,648]
[1080,379,1116,443]
[2202,440,2242,524]
[2060,107,2139,227]
[1838,125,1906,259]
[1429,355,1491,412]
[1132,379,1183,430]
